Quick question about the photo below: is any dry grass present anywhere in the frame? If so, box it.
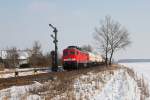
[1,64,150,99]
[0,65,119,99]
[0,63,4,71]
[126,67,150,99]
[28,65,119,99]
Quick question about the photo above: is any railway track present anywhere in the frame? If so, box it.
[0,65,119,90]
[0,72,57,90]
[0,67,50,74]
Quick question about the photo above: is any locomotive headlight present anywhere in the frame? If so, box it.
[64,58,76,61]
[71,58,76,61]
[63,59,68,61]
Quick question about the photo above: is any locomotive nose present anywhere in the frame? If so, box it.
[63,58,76,61]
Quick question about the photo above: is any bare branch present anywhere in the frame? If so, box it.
[94,15,131,65]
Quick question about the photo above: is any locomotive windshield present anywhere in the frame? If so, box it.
[64,51,68,56]
[63,49,76,56]
[70,51,75,55]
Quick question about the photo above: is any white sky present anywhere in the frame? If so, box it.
[0,0,150,60]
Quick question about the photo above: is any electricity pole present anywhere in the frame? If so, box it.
[49,24,58,71]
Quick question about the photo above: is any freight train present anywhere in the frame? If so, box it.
[62,46,104,70]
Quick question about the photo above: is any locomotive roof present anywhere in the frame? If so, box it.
[67,46,82,50]
[66,46,89,53]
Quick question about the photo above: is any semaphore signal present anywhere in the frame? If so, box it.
[49,24,58,72]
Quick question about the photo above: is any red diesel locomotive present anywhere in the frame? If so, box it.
[62,46,103,70]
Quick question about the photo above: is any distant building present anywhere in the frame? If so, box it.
[0,49,31,66]
[18,50,31,65]
[0,50,7,59]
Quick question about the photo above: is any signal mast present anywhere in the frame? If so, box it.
[49,24,58,71]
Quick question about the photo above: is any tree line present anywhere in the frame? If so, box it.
[0,41,62,68]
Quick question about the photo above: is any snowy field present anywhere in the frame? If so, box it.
[119,62,150,100]
[120,62,150,92]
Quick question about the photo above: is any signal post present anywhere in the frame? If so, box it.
[49,24,58,72]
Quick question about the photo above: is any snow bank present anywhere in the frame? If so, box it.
[95,69,141,100]
[120,63,150,84]
[120,63,150,99]
[73,70,115,100]
[73,68,143,100]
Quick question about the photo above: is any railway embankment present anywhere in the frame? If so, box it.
[1,65,148,100]
[0,65,119,99]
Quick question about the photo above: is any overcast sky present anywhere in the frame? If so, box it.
[0,0,150,60]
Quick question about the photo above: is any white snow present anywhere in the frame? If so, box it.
[0,81,43,100]
[73,68,142,100]
[120,62,150,84]
[120,62,150,100]
[0,67,51,78]
[95,69,141,100]
[1,63,149,100]
[73,71,109,99]
[26,95,41,100]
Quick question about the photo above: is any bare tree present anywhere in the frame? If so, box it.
[44,52,52,66]
[94,16,111,65]
[94,16,131,65]
[29,41,43,67]
[81,44,93,52]
[6,47,19,68]
[32,41,42,55]
[0,57,4,70]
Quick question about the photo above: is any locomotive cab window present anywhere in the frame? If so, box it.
[64,51,68,56]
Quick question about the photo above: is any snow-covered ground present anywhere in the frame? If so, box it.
[0,64,149,100]
[0,67,51,78]
[95,69,141,100]
[0,81,43,100]
[120,62,150,84]
[0,66,65,78]
[0,69,119,100]
[73,68,142,100]
[73,70,115,99]
[120,62,150,99]
[53,67,144,100]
